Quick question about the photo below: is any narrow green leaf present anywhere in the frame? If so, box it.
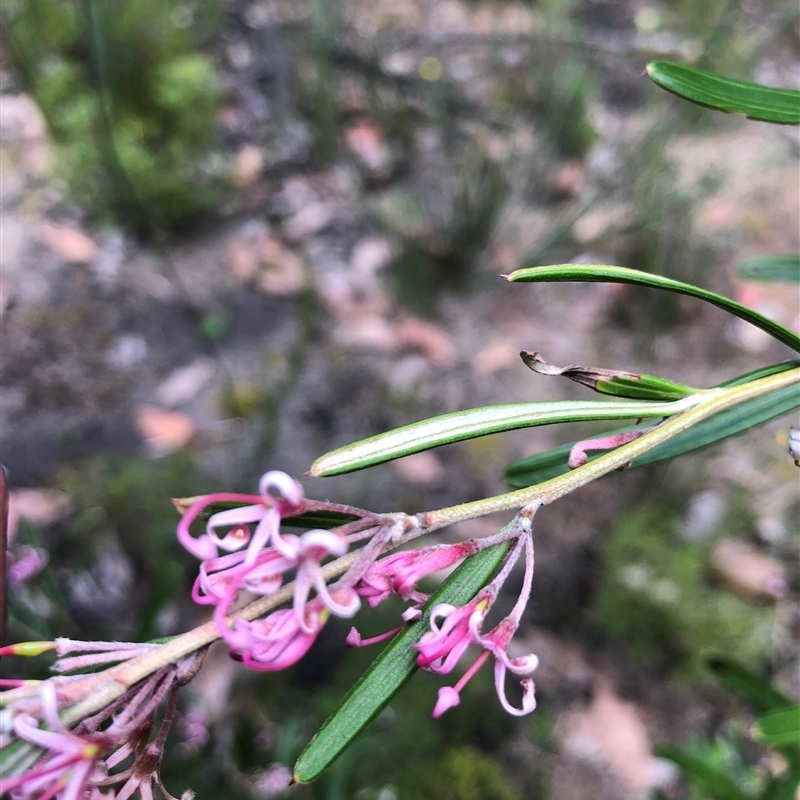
[282,510,362,529]
[0,740,42,781]
[506,264,800,353]
[293,536,514,783]
[718,361,800,388]
[738,255,800,284]
[654,744,753,800]
[171,497,359,529]
[705,651,794,713]
[504,361,800,488]
[593,374,695,401]
[308,397,698,477]
[754,707,800,746]
[706,653,800,775]
[646,61,800,125]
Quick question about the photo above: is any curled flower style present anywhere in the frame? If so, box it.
[414,531,539,718]
[178,471,363,633]
[568,429,647,469]
[415,599,489,675]
[192,548,291,606]
[0,682,115,800]
[177,471,304,562]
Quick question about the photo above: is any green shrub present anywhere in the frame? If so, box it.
[7,0,228,231]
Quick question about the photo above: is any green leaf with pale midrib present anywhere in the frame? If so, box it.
[309,397,697,477]
[293,535,514,783]
[646,61,800,125]
[504,361,800,488]
[738,255,800,283]
[505,264,800,354]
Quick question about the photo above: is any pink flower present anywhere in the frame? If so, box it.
[177,471,303,562]
[0,683,115,800]
[472,617,538,717]
[357,541,479,608]
[192,547,296,606]
[7,545,49,585]
[215,598,333,671]
[179,471,361,631]
[415,598,489,675]
[414,532,539,718]
[290,529,360,630]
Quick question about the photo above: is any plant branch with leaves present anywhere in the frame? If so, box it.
[1,62,799,800]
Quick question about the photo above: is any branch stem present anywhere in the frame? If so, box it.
[421,366,800,530]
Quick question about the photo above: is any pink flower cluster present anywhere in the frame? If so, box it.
[414,532,538,718]
[0,646,200,800]
[0,683,112,800]
[178,471,366,670]
[178,472,540,719]
[0,471,542,800]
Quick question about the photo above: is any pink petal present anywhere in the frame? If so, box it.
[237,508,279,565]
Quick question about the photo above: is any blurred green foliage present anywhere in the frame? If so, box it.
[593,505,773,675]
[56,453,199,563]
[6,0,228,230]
[538,60,596,160]
[682,734,764,800]
[416,746,521,800]
[655,653,800,800]
[378,152,507,313]
[53,453,204,640]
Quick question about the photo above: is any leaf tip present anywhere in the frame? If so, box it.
[306,462,323,478]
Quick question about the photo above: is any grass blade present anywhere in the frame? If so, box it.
[705,651,794,713]
[654,744,752,800]
[754,707,800,746]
